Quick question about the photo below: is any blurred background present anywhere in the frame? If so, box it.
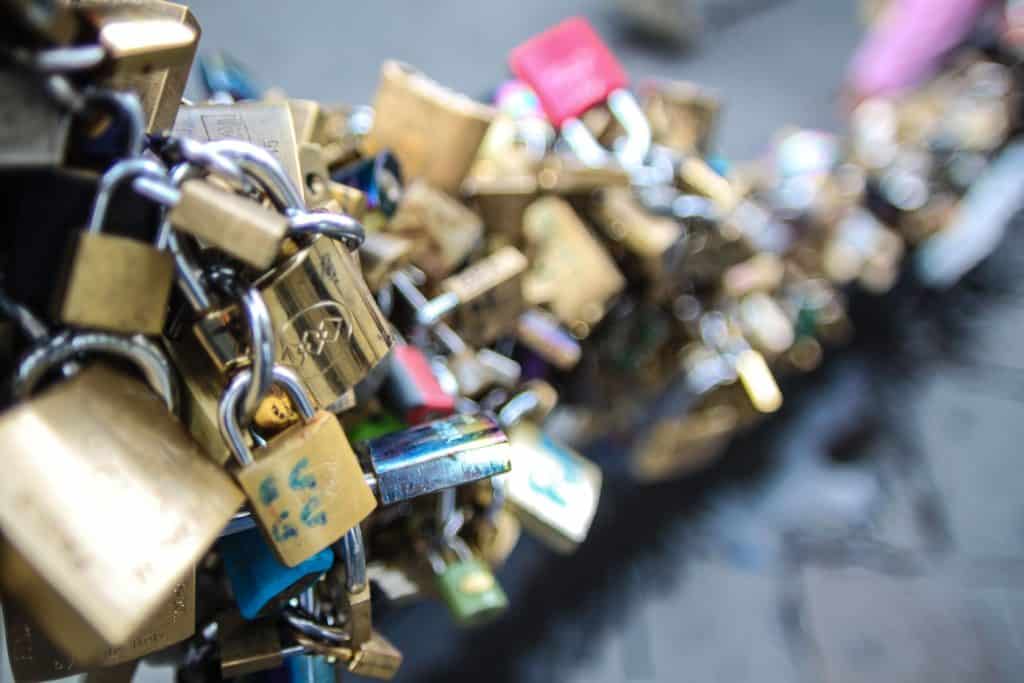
[7,1,1024,681]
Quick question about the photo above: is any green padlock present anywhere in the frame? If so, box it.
[430,536,508,627]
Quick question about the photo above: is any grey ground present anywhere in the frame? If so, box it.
[4,1,1024,681]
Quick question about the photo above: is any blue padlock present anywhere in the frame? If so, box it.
[219,527,333,620]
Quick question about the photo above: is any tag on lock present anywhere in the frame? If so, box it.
[357,413,511,506]
[521,196,625,338]
[0,340,243,662]
[77,1,200,132]
[3,571,196,681]
[500,421,602,553]
[219,365,377,568]
[387,180,483,282]
[173,101,303,194]
[55,159,176,335]
[365,61,496,194]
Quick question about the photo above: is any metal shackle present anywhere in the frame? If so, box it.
[218,364,317,467]
[87,157,169,235]
[287,210,366,251]
[13,331,178,412]
[204,139,306,213]
[338,526,367,593]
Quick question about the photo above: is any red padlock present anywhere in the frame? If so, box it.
[509,17,650,169]
[382,344,456,425]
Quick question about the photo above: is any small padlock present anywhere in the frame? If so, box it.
[387,180,483,282]
[219,527,334,620]
[219,364,378,567]
[429,536,508,627]
[381,343,456,425]
[365,61,496,194]
[356,413,511,506]
[0,334,243,662]
[521,196,625,338]
[55,158,176,335]
[498,421,602,553]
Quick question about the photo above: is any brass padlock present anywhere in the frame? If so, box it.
[0,342,242,661]
[365,61,496,194]
[359,231,413,292]
[255,234,393,410]
[387,180,483,282]
[3,571,196,680]
[55,158,175,335]
[640,79,721,155]
[173,101,303,195]
[521,197,625,338]
[219,365,377,567]
[76,1,200,132]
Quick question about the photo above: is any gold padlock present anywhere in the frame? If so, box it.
[173,101,303,195]
[521,197,625,338]
[359,232,414,292]
[3,571,196,680]
[55,158,175,336]
[0,362,242,662]
[387,180,483,282]
[255,235,393,410]
[640,79,721,155]
[365,61,496,194]
[220,366,377,567]
[77,1,200,132]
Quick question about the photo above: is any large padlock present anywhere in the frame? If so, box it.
[76,1,200,132]
[521,196,625,338]
[219,364,378,567]
[364,61,496,194]
[429,536,508,627]
[0,332,243,662]
[356,413,511,506]
[55,158,176,335]
[386,180,483,282]
[499,421,602,553]
[219,526,334,620]
[254,234,393,411]
[509,16,650,169]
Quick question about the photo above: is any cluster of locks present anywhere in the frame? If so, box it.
[0,2,1019,682]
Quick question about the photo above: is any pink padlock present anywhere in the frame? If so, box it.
[510,17,651,169]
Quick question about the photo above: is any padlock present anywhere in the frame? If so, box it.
[55,158,176,335]
[219,364,378,567]
[509,17,650,169]
[387,180,483,282]
[499,420,602,553]
[162,335,233,465]
[462,173,537,246]
[0,335,243,662]
[77,1,200,132]
[521,196,625,338]
[173,101,303,194]
[365,60,496,194]
[639,79,720,156]
[290,629,402,681]
[585,186,686,297]
[359,231,413,292]
[298,141,364,211]
[0,67,71,168]
[3,571,196,680]
[429,536,508,627]
[474,507,523,569]
[219,527,334,620]
[220,617,301,679]
[514,309,582,371]
[417,246,529,346]
[381,343,455,425]
[254,234,393,410]
[356,413,511,506]
[163,176,289,269]
[283,99,323,145]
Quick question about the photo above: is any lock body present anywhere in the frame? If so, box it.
[434,558,508,626]
[0,364,242,661]
[257,235,393,411]
[219,527,334,620]
[57,231,175,335]
[439,246,528,346]
[236,411,377,567]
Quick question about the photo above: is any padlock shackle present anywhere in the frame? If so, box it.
[204,139,306,213]
[87,157,169,233]
[13,331,178,412]
[218,365,317,467]
[338,526,367,593]
[82,88,147,158]
[287,210,365,251]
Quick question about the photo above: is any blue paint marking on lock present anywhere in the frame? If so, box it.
[219,527,333,620]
